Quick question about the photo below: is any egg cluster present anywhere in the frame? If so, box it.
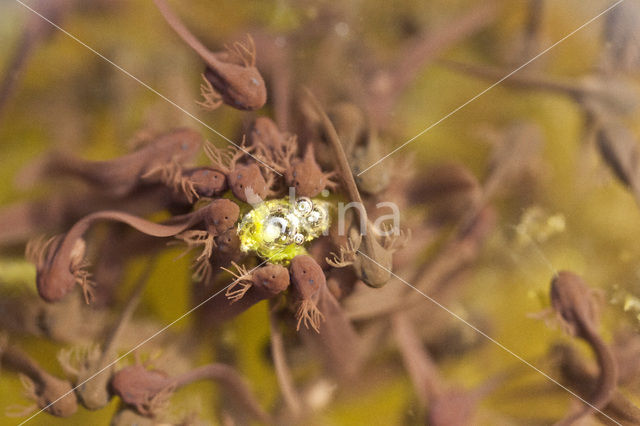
[237,197,331,263]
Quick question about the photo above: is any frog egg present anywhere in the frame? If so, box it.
[265,212,298,245]
[293,233,305,245]
[263,216,287,243]
[282,212,302,242]
[307,208,321,224]
[295,197,313,216]
[302,203,330,237]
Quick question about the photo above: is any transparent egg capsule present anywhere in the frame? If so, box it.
[237,197,331,264]
[301,202,330,237]
[281,212,301,244]
[295,197,313,216]
[263,204,300,245]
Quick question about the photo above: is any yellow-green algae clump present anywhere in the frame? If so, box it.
[237,197,331,264]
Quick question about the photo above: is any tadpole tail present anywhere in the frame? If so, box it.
[171,364,273,424]
[439,59,585,99]
[153,0,220,69]
[80,210,199,238]
[304,89,378,254]
[268,304,304,417]
[588,327,618,416]
[42,152,118,189]
[555,326,618,426]
[1,344,47,385]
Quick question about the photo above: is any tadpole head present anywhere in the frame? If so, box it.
[37,272,74,303]
[253,264,290,296]
[204,65,267,111]
[289,255,325,299]
[228,163,268,202]
[550,270,600,336]
[286,162,326,198]
[33,237,78,303]
[285,145,329,198]
[39,376,78,417]
[110,365,170,409]
[354,232,393,288]
[214,228,241,254]
[205,199,240,234]
[187,167,228,197]
[358,258,392,288]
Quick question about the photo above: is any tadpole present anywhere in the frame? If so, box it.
[153,0,267,111]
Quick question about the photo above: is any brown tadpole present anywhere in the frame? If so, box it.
[322,101,395,196]
[27,200,238,304]
[222,262,290,303]
[213,228,243,264]
[174,198,240,282]
[145,163,228,204]
[249,116,302,194]
[191,229,243,325]
[109,364,173,417]
[327,102,367,161]
[111,363,272,423]
[304,271,364,380]
[289,255,326,333]
[345,206,494,322]
[305,89,406,288]
[551,343,640,425]
[249,116,296,157]
[327,225,409,289]
[184,167,228,199]
[1,339,78,418]
[549,271,618,426]
[0,185,176,249]
[323,103,391,196]
[205,262,290,324]
[204,140,270,203]
[153,0,267,111]
[259,131,337,197]
[351,130,391,195]
[38,128,202,197]
[284,144,338,198]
